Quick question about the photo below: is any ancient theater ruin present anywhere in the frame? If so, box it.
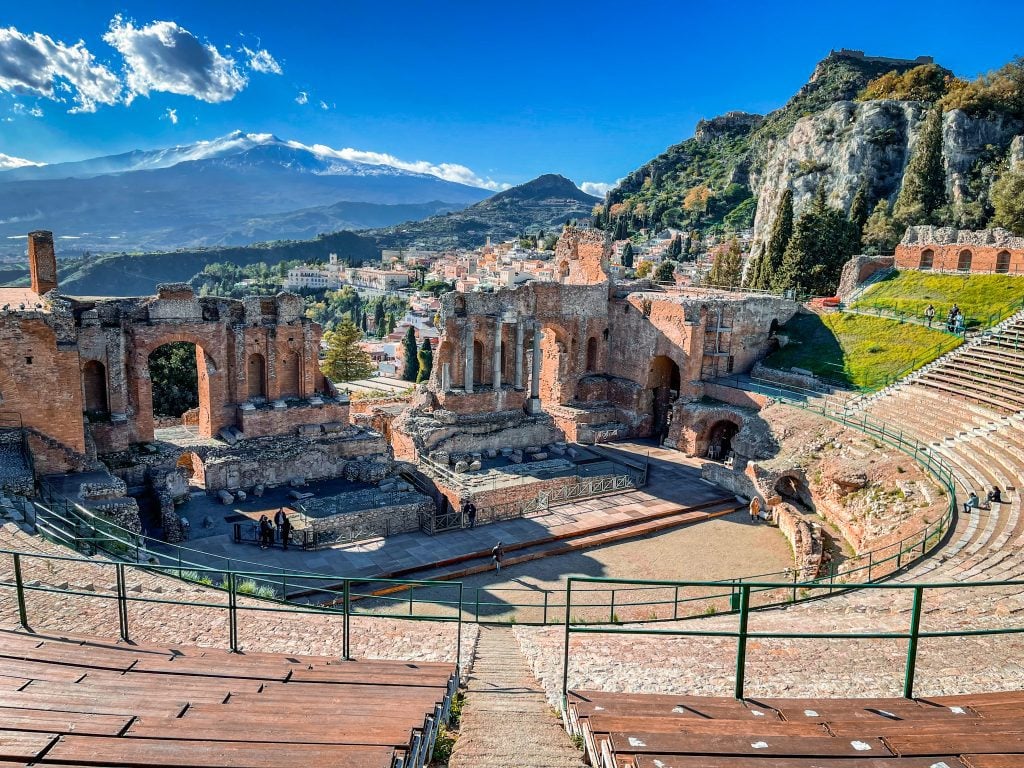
[391,226,799,525]
[0,231,417,544]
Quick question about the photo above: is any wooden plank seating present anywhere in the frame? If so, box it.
[0,629,457,768]
[566,690,1024,768]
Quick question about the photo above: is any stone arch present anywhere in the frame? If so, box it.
[774,471,814,509]
[585,336,598,372]
[996,250,1011,274]
[176,451,206,486]
[957,249,973,272]
[647,355,682,439]
[919,248,934,270]
[82,360,108,413]
[702,419,740,461]
[143,337,219,438]
[769,318,779,337]
[247,353,266,399]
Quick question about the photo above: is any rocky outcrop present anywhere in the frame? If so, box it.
[750,101,1024,256]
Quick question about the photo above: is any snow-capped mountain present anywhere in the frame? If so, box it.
[0,153,43,170]
[0,132,492,256]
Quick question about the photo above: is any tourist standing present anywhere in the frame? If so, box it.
[749,496,761,523]
[274,507,286,542]
[462,499,477,529]
[280,510,292,550]
[492,541,504,572]
[925,304,935,327]
[258,515,273,549]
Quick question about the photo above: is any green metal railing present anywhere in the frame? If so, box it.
[0,545,464,668]
[560,576,1024,703]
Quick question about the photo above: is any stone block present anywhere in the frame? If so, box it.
[533,452,549,460]
[234,490,247,502]
[485,449,498,459]
[252,484,265,497]
[454,460,469,473]
[272,400,288,410]
[218,490,234,505]
[525,446,541,454]
[469,460,482,471]
[288,490,314,501]
[322,422,346,434]
[218,428,238,446]
[298,424,322,437]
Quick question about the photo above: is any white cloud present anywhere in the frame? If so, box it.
[241,45,281,75]
[295,90,308,105]
[0,25,122,112]
[0,152,43,169]
[163,106,178,124]
[580,180,621,197]
[27,105,42,117]
[290,139,511,191]
[103,15,247,103]
[318,99,329,111]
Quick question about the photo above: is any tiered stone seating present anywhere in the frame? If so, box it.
[913,315,1024,414]
[0,627,457,768]
[0,431,33,497]
[566,689,1024,767]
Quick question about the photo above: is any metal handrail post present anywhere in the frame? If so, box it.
[227,571,239,652]
[343,579,351,661]
[561,579,574,708]
[543,591,549,624]
[903,586,925,698]
[115,563,130,642]
[456,582,463,675]
[13,553,28,629]
[734,584,751,699]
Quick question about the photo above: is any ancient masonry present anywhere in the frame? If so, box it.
[0,231,395,540]
[895,226,1024,274]
[391,226,799,512]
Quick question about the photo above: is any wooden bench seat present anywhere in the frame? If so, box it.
[609,731,892,758]
[40,736,396,768]
[0,707,130,737]
[632,756,965,767]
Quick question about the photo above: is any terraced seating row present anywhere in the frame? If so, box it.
[914,316,1024,414]
[566,688,1024,768]
[0,628,457,768]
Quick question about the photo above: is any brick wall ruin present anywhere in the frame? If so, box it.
[895,226,1024,275]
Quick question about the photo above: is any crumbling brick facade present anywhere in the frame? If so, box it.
[895,226,1024,275]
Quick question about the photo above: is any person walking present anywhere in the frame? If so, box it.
[749,496,761,523]
[491,541,504,572]
[462,499,477,529]
[925,304,935,328]
[280,510,292,550]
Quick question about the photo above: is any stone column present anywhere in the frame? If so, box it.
[464,323,474,394]
[493,320,503,391]
[441,362,451,392]
[527,323,542,414]
[514,321,524,390]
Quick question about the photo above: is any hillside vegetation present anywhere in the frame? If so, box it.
[853,271,1024,326]
[764,310,962,389]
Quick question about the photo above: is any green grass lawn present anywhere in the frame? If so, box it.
[852,271,1024,327]
[764,311,962,390]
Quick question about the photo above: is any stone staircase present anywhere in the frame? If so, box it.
[0,430,33,497]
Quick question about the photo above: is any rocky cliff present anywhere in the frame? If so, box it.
[607,50,1024,258]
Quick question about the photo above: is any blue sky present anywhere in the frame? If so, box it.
[2,0,1023,193]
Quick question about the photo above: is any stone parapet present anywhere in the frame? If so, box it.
[237,398,351,438]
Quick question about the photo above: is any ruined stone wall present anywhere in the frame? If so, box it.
[300,490,433,544]
[836,255,895,299]
[896,226,1024,274]
[237,399,350,438]
[0,309,86,459]
[775,503,824,580]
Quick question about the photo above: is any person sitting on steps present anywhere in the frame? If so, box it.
[985,486,1003,509]
[963,491,981,514]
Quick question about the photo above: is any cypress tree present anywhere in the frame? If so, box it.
[894,107,946,224]
[612,216,628,240]
[621,242,635,268]
[416,337,434,383]
[385,312,396,335]
[668,235,683,259]
[773,200,858,296]
[401,326,419,382]
[849,182,870,244]
[373,302,385,336]
[757,188,794,289]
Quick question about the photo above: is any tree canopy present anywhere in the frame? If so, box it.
[321,320,374,383]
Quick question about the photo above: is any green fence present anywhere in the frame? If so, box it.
[0,545,464,669]
[560,575,1024,703]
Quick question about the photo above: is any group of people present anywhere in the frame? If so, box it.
[257,508,292,550]
[924,303,965,334]
[963,486,1005,514]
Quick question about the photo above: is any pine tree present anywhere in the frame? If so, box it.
[894,107,946,225]
[621,242,635,268]
[373,302,385,337]
[849,182,870,244]
[757,188,794,289]
[708,238,743,288]
[861,200,902,254]
[416,337,434,383]
[401,326,419,381]
[321,320,374,383]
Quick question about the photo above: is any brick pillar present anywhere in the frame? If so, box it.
[514,321,524,390]
[527,323,542,414]
[28,230,57,295]
[492,320,502,390]
[464,323,474,394]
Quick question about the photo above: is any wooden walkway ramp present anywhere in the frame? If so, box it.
[566,689,1024,767]
[0,627,457,768]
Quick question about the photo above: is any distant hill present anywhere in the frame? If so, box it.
[57,230,380,297]
[0,131,489,257]
[363,174,601,248]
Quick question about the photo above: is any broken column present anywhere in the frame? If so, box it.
[492,319,502,390]
[464,322,475,394]
[514,321,524,390]
[527,322,542,414]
